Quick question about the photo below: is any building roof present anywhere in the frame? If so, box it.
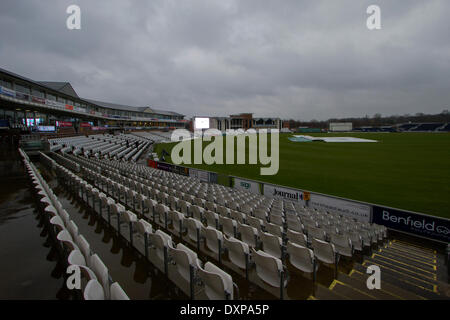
[84,98,147,113]
[37,81,79,97]
[0,67,184,117]
[84,98,183,116]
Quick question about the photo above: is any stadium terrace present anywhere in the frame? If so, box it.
[0,67,448,303]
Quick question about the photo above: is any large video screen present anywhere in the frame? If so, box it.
[37,126,56,132]
[194,117,210,129]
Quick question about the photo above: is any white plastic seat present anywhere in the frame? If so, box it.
[307,226,327,241]
[67,220,79,239]
[260,232,283,259]
[49,216,65,233]
[238,223,258,248]
[224,236,250,273]
[57,230,79,252]
[179,200,191,215]
[122,210,138,245]
[246,215,264,233]
[168,243,202,297]
[89,254,110,299]
[253,209,268,221]
[154,204,169,227]
[148,229,173,263]
[110,282,130,300]
[205,210,219,229]
[83,279,105,300]
[205,201,216,213]
[191,205,204,222]
[287,242,317,279]
[198,262,234,300]
[287,229,308,246]
[204,227,224,262]
[270,214,285,226]
[75,234,91,262]
[311,238,337,266]
[252,248,287,290]
[217,206,230,217]
[44,205,58,218]
[186,217,203,245]
[240,204,253,215]
[68,249,87,266]
[168,195,179,211]
[219,216,237,238]
[230,210,245,224]
[330,234,353,257]
[170,210,186,235]
[264,221,283,238]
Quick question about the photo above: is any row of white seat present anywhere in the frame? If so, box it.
[73,160,350,299]
[57,157,375,300]
[77,155,386,254]
[49,134,150,162]
[62,152,386,247]
[22,150,129,300]
[48,152,241,300]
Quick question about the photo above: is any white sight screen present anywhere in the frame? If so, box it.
[194,117,210,129]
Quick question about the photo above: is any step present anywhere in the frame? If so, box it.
[329,279,376,300]
[360,259,444,299]
[370,252,437,276]
[391,239,437,254]
[312,283,349,300]
[376,248,437,271]
[349,268,425,300]
[389,241,437,257]
[336,272,401,300]
[379,246,437,265]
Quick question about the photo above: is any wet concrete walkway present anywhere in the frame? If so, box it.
[0,146,67,299]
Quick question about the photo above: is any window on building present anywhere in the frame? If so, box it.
[15,84,30,94]
[0,79,13,89]
[31,89,45,98]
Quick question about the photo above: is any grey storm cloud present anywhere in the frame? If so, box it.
[0,0,449,120]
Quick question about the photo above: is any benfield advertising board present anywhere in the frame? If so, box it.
[372,206,450,243]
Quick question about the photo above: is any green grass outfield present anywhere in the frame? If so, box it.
[154,132,450,219]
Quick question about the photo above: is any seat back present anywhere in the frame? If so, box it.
[110,282,130,300]
[76,234,91,262]
[136,219,152,235]
[68,249,87,266]
[311,238,335,264]
[170,243,200,282]
[261,232,282,259]
[265,222,283,237]
[205,227,223,254]
[252,248,283,288]
[198,262,233,300]
[205,210,218,229]
[224,236,249,270]
[84,279,105,300]
[89,254,110,299]
[287,229,307,246]
[287,242,314,273]
[186,218,202,242]
[238,224,258,248]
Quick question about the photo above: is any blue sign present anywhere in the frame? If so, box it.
[372,205,450,243]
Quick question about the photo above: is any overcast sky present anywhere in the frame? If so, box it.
[0,0,449,120]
